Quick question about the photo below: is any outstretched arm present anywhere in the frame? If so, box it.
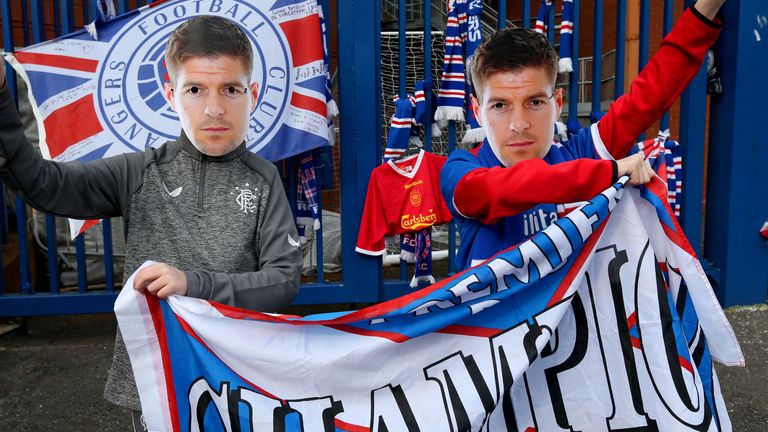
[0,57,141,219]
[596,0,725,158]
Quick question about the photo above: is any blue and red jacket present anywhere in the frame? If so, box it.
[441,6,721,270]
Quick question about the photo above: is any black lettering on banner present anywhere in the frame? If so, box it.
[590,245,655,430]
[489,319,543,431]
[273,405,300,432]
[370,384,420,432]
[424,352,495,431]
[235,386,283,431]
[187,378,232,431]
[540,294,589,430]
[636,243,711,430]
[285,396,344,432]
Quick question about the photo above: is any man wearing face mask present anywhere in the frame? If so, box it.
[441,0,726,270]
[0,15,302,429]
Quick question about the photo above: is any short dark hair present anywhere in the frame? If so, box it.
[469,27,559,100]
[164,15,253,83]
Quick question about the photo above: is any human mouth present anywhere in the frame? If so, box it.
[202,127,229,133]
[505,140,534,148]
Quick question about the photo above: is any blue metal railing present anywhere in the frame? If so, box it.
[0,0,717,315]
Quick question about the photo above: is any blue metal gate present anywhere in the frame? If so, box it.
[0,0,764,316]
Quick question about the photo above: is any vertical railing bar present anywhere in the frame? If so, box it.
[423,0,432,152]
[398,0,407,280]
[522,0,530,29]
[315,188,324,284]
[75,234,87,293]
[447,120,456,275]
[659,0,674,132]
[591,0,603,118]
[21,0,31,47]
[567,0,580,127]
[16,198,32,294]
[60,0,74,34]
[615,0,626,98]
[0,0,19,105]
[398,0,406,99]
[117,0,126,15]
[317,0,331,286]
[0,0,15,248]
[103,218,114,292]
[547,1,555,42]
[678,0,706,254]
[497,0,506,30]
[31,0,45,43]
[53,0,61,37]
[81,0,88,24]
[45,215,59,294]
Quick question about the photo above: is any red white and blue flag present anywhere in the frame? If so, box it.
[116,178,742,431]
[5,0,334,237]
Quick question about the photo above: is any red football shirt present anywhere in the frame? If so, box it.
[356,150,452,256]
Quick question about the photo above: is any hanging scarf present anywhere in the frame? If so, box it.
[296,152,321,244]
[534,0,552,35]
[413,80,442,137]
[401,229,436,288]
[434,0,468,122]
[318,5,338,146]
[462,0,485,144]
[385,95,416,161]
[559,0,575,73]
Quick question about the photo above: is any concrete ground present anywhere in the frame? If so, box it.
[0,304,766,431]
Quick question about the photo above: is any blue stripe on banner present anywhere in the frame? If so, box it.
[640,188,677,232]
[295,75,327,93]
[77,144,112,162]
[253,124,331,162]
[25,71,90,104]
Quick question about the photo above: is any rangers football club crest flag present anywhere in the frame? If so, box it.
[116,177,742,431]
[4,0,334,237]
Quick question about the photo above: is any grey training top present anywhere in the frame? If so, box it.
[0,84,303,410]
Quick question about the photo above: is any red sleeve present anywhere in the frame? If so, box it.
[356,170,388,256]
[454,158,615,225]
[597,7,721,157]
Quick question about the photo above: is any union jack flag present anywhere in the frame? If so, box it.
[5,0,335,237]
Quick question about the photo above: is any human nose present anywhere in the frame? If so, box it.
[507,106,530,134]
[204,93,226,117]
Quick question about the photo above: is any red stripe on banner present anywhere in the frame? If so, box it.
[548,218,610,307]
[326,324,409,343]
[44,95,103,159]
[77,219,100,236]
[626,312,637,329]
[630,337,642,350]
[291,92,327,118]
[176,314,209,349]
[146,295,181,431]
[13,51,98,73]
[436,325,502,338]
[679,356,694,373]
[335,419,370,432]
[279,14,324,67]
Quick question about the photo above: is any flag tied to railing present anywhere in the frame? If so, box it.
[116,177,742,432]
[5,0,334,237]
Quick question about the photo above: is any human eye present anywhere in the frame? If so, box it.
[526,97,548,110]
[489,101,507,112]
[185,85,204,96]
[224,85,241,96]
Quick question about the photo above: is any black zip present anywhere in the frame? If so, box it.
[198,156,207,210]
